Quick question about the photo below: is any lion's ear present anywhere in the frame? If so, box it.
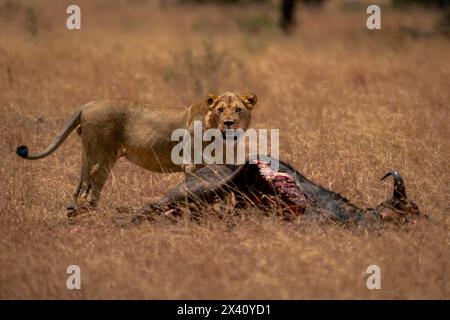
[240,92,257,109]
[205,93,218,109]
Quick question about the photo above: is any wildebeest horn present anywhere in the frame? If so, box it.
[381,170,407,201]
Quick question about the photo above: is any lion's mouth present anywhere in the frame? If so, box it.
[221,130,239,141]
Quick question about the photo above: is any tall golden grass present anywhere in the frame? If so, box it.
[0,0,448,299]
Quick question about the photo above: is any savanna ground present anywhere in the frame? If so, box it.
[0,0,449,299]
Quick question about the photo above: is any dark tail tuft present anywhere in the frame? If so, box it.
[16,145,29,159]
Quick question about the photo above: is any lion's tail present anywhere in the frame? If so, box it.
[16,110,82,160]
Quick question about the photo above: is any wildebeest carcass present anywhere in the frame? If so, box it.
[130,155,421,226]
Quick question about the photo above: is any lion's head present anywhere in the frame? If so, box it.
[204,91,257,138]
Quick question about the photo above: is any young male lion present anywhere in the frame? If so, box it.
[16,92,257,211]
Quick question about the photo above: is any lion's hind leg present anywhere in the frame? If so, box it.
[86,161,115,208]
[82,141,119,208]
[67,151,91,216]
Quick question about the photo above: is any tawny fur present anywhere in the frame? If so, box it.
[17,92,257,209]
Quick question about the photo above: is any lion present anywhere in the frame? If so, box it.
[16,92,257,212]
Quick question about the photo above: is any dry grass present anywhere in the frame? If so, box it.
[0,0,449,299]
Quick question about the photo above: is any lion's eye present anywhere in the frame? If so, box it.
[235,108,242,113]
[217,107,224,113]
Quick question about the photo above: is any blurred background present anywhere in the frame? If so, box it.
[1,0,448,104]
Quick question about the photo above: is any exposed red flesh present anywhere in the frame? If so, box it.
[251,159,307,214]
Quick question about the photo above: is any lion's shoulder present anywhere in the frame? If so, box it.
[187,100,210,125]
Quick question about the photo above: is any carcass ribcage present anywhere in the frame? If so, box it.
[249,159,307,215]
